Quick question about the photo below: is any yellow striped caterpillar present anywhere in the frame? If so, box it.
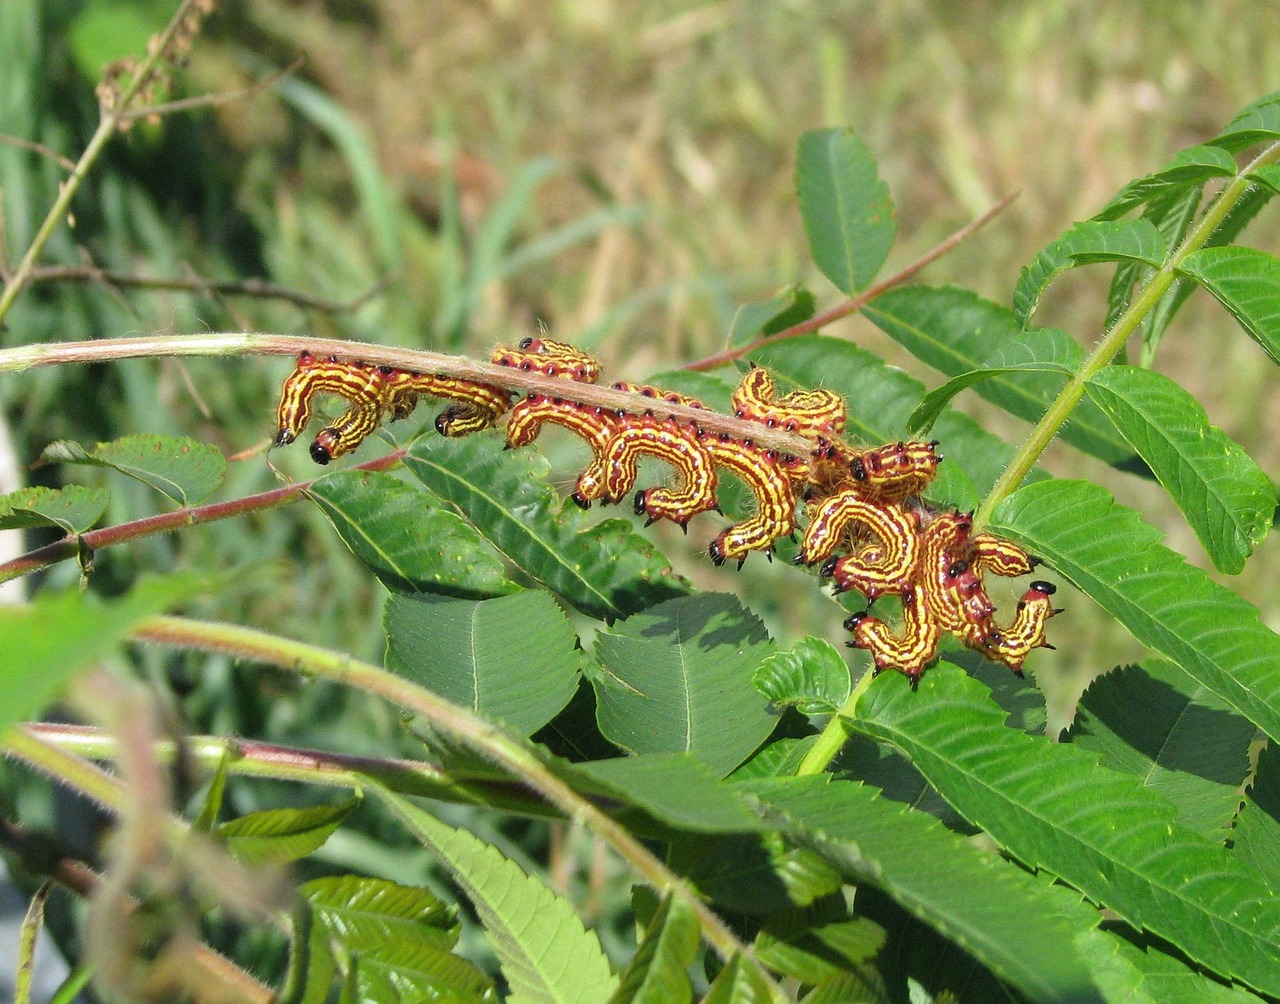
[273,339,1058,685]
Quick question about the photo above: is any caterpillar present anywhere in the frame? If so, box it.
[273,339,1059,685]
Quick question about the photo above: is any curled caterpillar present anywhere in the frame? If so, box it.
[273,340,1058,685]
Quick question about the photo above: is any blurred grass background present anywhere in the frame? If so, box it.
[1,0,1278,980]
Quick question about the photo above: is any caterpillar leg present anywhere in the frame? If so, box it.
[980,581,1061,675]
[844,589,942,689]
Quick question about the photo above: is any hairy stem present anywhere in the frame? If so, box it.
[0,333,814,455]
[0,0,207,327]
[974,140,1280,529]
[0,448,405,584]
[131,614,775,980]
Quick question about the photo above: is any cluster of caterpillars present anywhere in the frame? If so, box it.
[274,337,1059,686]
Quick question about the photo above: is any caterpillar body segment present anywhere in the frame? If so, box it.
[273,341,1058,683]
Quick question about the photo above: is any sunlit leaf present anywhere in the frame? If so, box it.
[609,894,699,1004]
[219,798,359,866]
[852,662,1280,997]
[1208,91,1280,152]
[1095,144,1237,221]
[386,591,580,736]
[1013,219,1165,326]
[43,434,225,505]
[1177,246,1280,366]
[795,128,895,294]
[308,470,515,597]
[727,286,817,347]
[1069,662,1254,840]
[0,484,109,533]
[1084,365,1275,573]
[752,636,852,715]
[374,786,618,1004]
[989,479,1280,745]
[1230,745,1280,890]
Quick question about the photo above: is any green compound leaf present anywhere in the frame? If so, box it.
[743,773,1104,1004]
[1094,143,1238,220]
[1231,745,1280,890]
[1208,90,1280,152]
[1013,218,1165,327]
[907,362,1073,436]
[988,479,1280,746]
[795,128,896,294]
[1074,927,1268,1004]
[1070,662,1255,841]
[43,434,225,505]
[851,662,1280,998]
[299,874,494,1003]
[1084,365,1275,573]
[608,894,699,1004]
[861,285,1138,468]
[385,591,580,737]
[403,435,690,622]
[1177,246,1280,367]
[0,485,109,533]
[218,798,359,866]
[308,469,516,598]
[374,786,618,1004]
[591,593,777,777]
[752,636,852,715]
[1248,163,1280,195]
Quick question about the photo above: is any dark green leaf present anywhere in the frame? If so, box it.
[219,798,359,866]
[0,576,195,730]
[862,286,1138,468]
[852,662,1280,996]
[592,593,776,776]
[1177,246,1280,366]
[727,286,817,347]
[1231,745,1280,890]
[1095,144,1238,221]
[755,912,884,986]
[403,435,690,621]
[608,894,699,1004]
[795,128,895,294]
[744,774,1104,1004]
[308,470,515,597]
[373,786,618,1004]
[752,636,852,715]
[1013,219,1165,326]
[1070,662,1254,840]
[988,479,1280,746]
[1208,91,1280,152]
[1084,365,1275,573]
[1247,163,1280,195]
[674,832,841,914]
[386,591,580,737]
[43,435,225,505]
[1075,927,1268,1004]
[0,484,109,533]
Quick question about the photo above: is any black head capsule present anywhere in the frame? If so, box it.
[309,442,333,465]
[570,492,591,510]
[1030,581,1057,595]
[843,610,868,632]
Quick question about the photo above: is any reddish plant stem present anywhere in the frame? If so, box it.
[684,191,1018,372]
[0,449,406,584]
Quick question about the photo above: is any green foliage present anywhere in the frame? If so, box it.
[7,17,1280,1003]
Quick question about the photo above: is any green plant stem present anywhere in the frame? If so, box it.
[0,333,813,456]
[0,0,205,327]
[24,722,556,817]
[794,668,875,777]
[0,448,406,584]
[131,613,776,982]
[973,140,1280,529]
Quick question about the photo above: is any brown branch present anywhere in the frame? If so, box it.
[0,448,405,584]
[0,134,78,174]
[0,333,817,455]
[26,265,396,314]
[116,58,307,124]
[684,191,1019,372]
